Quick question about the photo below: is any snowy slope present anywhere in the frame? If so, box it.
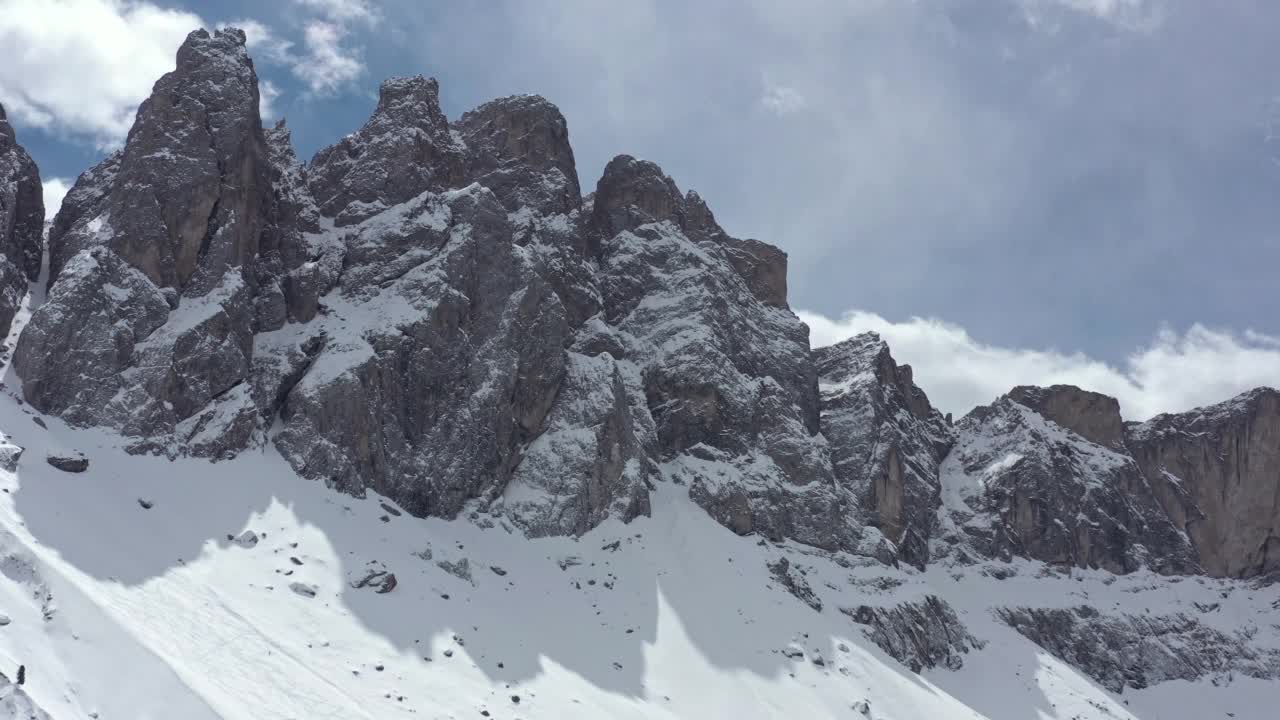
[0,366,1277,719]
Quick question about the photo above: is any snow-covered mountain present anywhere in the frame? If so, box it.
[0,27,1277,719]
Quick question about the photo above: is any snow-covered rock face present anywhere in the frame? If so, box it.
[16,29,292,458]
[0,101,44,338]
[455,94,581,217]
[1127,388,1280,578]
[11,26,830,547]
[308,75,466,226]
[816,332,954,568]
[997,604,1280,693]
[936,393,1198,575]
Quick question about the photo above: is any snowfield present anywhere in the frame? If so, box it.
[0,380,1276,719]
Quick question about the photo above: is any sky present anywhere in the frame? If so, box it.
[1,0,1278,419]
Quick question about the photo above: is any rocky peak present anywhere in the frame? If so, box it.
[1126,387,1280,578]
[0,97,44,337]
[1006,384,1125,449]
[375,75,447,122]
[939,394,1198,575]
[589,155,790,307]
[308,75,465,225]
[816,332,954,567]
[455,94,580,215]
[104,26,268,294]
[590,154,689,240]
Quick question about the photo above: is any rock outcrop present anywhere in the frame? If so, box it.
[1006,384,1125,449]
[936,391,1198,574]
[816,332,954,567]
[1127,388,1280,578]
[0,100,44,337]
[998,605,1280,692]
[841,596,984,672]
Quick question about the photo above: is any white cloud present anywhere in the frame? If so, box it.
[0,0,203,147]
[294,21,365,95]
[761,80,807,115]
[800,309,1280,421]
[219,18,295,64]
[259,80,282,120]
[41,177,71,222]
[292,0,379,25]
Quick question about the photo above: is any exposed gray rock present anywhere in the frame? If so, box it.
[101,28,270,294]
[45,150,121,287]
[1127,387,1280,578]
[271,184,568,518]
[436,558,473,584]
[16,29,277,458]
[767,557,822,612]
[455,94,581,216]
[841,596,983,672]
[937,394,1198,575]
[816,332,954,568]
[308,75,465,226]
[15,247,171,427]
[45,452,88,473]
[998,605,1280,692]
[1007,384,1125,449]
[502,352,652,536]
[0,101,44,337]
[289,582,317,598]
[0,102,44,280]
[0,435,23,472]
[590,156,848,549]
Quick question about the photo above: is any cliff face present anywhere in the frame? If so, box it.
[936,391,1199,575]
[0,100,44,337]
[815,333,954,568]
[1127,388,1280,578]
[12,28,837,550]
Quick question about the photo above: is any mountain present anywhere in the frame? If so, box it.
[0,101,43,341]
[0,27,1278,719]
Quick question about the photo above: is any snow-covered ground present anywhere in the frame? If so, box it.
[0,282,1276,719]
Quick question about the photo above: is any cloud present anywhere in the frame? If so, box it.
[41,177,71,222]
[220,12,367,97]
[220,18,295,64]
[294,21,365,95]
[292,0,379,25]
[259,80,282,120]
[397,1,1280,367]
[760,80,807,115]
[0,0,203,147]
[800,309,1280,421]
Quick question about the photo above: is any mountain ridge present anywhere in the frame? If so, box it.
[0,26,1278,719]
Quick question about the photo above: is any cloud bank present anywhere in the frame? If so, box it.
[801,309,1280,421]
[0,0,202,147]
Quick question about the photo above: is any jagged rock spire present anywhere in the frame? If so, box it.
[0,97,44,337]
[816,332,954,568]
[455,94,581,216]
[308,75,465,225]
